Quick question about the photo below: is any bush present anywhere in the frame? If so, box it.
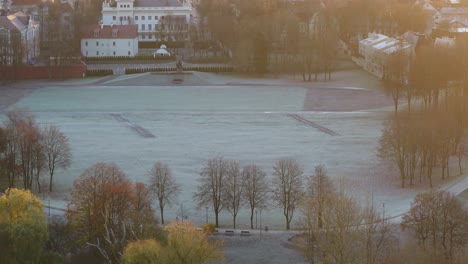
[202,223,216,235]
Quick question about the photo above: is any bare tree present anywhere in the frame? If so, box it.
[401,191,468,260]
[148,161,180,225]
[242,164,269,229]
[307,165,335,228]
[319,193,363,264]
[42,125,71,192]
[223,160,243,229]
[272,158,304,230]
[361,199,395,264]
[194,157,228,227]
[383,49,409,115]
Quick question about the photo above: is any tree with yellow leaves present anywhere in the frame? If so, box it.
[122,221,223,264]
[0,188,48,263]
[122,239,162,264]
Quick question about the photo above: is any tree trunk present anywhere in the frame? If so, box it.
[160,204,165,225]
[250,208,254,229]
[49,170,54,192]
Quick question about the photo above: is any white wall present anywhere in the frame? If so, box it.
[81,37,138,57]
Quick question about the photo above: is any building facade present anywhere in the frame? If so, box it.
[81,24,138,57]
[357,33,412,78]
[101,0,191,48]
[0,12,39,64]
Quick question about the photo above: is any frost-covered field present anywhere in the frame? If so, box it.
[5,72,420,229]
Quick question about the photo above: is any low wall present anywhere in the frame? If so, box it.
[0,62,87,80]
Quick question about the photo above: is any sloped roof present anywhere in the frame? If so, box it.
[11,0,41,6]
[0,17,18,31]
[135,0,182,7]
[440,7,468,15]
[7,14,27,30]
[0,13,27,32]
[81,25,138,39]
[14,11,29,25]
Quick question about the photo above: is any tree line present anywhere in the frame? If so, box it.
[0,109,72,193]
[197,0,429,79]
[379,38,468,188]
[299,178,468,264]
[0,186,222,264]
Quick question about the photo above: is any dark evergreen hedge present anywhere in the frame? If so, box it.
[124,66,234,74]
[83,55,175,62]
[86,69,114,76]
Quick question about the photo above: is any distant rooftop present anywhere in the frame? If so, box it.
[81,25,138,39]
[11,0,41,6]
[440,7,468,14]
[135,0,183,7]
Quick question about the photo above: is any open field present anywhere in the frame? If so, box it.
[2,69,466,231]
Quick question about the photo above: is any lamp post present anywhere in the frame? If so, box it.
[205,206,208,224]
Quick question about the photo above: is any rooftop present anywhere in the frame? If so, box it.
[134,0,183,7]
[81,25,138,39]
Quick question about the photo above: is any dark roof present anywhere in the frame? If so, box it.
[11,0,42,6]
[135,0,183,8]
[0,17,19,31]
[14,12,29,25]
[81,25,138,39]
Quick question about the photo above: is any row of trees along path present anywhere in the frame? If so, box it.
[193,157,335,230]
[379,38,468,189]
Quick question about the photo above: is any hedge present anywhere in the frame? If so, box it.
[83,55,175,62]
[125,66,234,74]
[86,69,114,76]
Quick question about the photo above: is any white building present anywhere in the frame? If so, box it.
[101,0,192,47]
[81,25,138,57]
[357,33,412,78]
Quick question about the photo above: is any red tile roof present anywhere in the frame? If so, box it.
[81,25,138,39]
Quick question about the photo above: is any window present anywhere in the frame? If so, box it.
[148,16,151,20]
[113,16,116,20]
[142,16,145,20]
[128,41,130,47]
[142,34,146,39]
[149,34,152,39]
[113,51,116,55]
[96,51,99,56]
[142,24,145,30]
[135,16,138,20]
[96,41,99,46]
[86,51,88,56]
[155,16,158,19]
[128,51,131,55]
[148,24,152,30]
[113,41,116,46]
[85,41,88,46]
